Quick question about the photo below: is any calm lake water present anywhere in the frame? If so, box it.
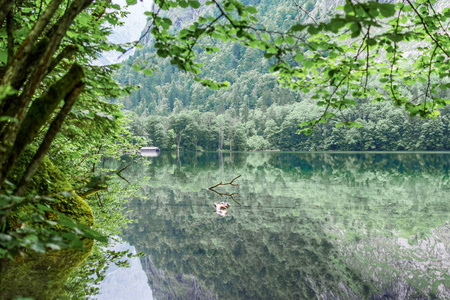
[101,152,450,299]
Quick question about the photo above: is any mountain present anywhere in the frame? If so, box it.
[113,0,450,152]
[96,0,153,65]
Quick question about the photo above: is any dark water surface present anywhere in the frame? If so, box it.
[115,152,450,299]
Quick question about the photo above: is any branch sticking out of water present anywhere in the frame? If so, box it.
[208,175,242,206]
[208,175,241,189]
[209,189,241,206]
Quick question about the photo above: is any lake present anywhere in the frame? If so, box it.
[99,152,450,299]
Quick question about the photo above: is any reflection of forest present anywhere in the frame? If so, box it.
[118,152,450,299]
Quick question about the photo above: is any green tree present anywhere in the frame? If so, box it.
[0,1,144,298]
[264,119,280,148]
[144,0,450,134]
[169,112,194,153]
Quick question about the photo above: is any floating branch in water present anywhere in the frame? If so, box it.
[208,175,241,189]
[208,175,242,207]
[115,164,130,184]
[209,189,241,206]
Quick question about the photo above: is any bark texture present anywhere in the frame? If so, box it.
[0,0,93,185]
[0,64,85,183]
[15,82,85,196]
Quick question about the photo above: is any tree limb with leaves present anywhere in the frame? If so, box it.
[0,0,139,265]
[141,0,450,134]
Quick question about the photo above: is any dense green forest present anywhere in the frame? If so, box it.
[1,0,450,298]
[116,1,450,151]
[115,0,450,151]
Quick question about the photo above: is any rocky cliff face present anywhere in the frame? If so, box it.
[335,224,450,300]
[140,256,218,300]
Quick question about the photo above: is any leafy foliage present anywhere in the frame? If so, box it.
[122,0,450,134]
[0,0,145,298]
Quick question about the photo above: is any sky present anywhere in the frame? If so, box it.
[96,0,154,65]
[95,241,154,300]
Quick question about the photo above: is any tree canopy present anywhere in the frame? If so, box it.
[0,0,142,265]
[139,0,450,133]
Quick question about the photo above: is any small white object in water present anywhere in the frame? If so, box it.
[214,202,230,216]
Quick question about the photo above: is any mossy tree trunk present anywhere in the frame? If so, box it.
[0,0,93,186]
[15,82,85,196]
[0,64,85,185]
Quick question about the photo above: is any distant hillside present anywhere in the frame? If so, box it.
[114,0,450,152]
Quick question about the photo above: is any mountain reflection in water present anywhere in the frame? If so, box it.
[109,152,450,299]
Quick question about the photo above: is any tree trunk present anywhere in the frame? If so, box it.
[219,130,223,151]
[0,64,84,183]
[15,82,85,196]
[0,0,64,93]
[0,0,93,185]
[0,0,15,29]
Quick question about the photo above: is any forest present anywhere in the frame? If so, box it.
[116,0,450,151]
[0,0,450,298]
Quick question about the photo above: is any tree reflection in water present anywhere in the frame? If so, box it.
[208,174,242,216]
[113,152,450,299]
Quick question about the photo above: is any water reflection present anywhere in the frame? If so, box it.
[208,175,242,212]
[114,152,450,299]
[96,241,153,300]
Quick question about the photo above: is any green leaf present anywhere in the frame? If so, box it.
[303,60,314,69]
[274,36,283,45]
[246,6,258,14]
[162,18,172,30]
[46,243,61,250]
[142,69,153,76]
[0,233,11,242]
[307,26,320,35]
[29,242,46,253]
[294,53,304,62]
[348,121,363,128]
[267,47,278,54]
[328,18,345,32]
[157,49,169,57]
[379,4,396,18]
[290,24,305,32]
[188,0,201,9]
[350,23,361,38]
[126,0,137,5]
[179,1,189,8]
[285,36,295,45]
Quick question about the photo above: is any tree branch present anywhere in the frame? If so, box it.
[15,82,85,196]
[0,0,64,91]
[6,10,14,66]
[292,0,318,25]
[209,189,241,206]
[406,0,450,57]
[0,0,15,28]
[0,64,85,184]
[208,175,241,189]
[46,44,78,76]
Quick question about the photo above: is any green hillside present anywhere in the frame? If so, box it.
[114,0,450,151]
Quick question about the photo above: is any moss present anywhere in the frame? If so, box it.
[7,146,94,229]
[0,238,94,299]
[1,147,95,299]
